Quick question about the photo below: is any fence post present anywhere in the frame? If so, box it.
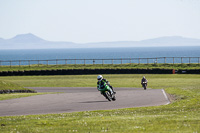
[102,59,104,65]
[65,59,67,65]
[189,57,191,64]
[147,58,149,64]
[47,60,48,66]
[19,60,21,67]
[84,59,85,65]
[164,57,166,64]
[112,59,113,65]
[139,58,140,64]
[181,57,183,64]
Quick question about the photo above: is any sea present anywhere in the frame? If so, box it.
[0,46,200,65]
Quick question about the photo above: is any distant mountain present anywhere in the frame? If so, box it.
[7,33,46,43]
[0,33,200,49]
[0,33,76,49]
[84,36,200,47]
[139,36,200,46]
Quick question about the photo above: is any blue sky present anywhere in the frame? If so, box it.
[0,0,200,43]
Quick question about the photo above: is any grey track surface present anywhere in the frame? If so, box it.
[0,87,169,116]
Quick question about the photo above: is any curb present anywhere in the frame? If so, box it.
[161,89,171,105]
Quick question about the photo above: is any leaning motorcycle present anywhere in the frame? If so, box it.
[98,84,116,101]
[142,82,147,90]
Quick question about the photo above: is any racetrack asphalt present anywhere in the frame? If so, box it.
[0,87,170,116]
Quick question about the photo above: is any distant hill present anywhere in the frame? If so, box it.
[0,33,76,49]
[7,33,46,43]
[139,36,200,46]
[0,33,200,49]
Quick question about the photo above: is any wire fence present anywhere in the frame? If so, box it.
[0,57,200,67]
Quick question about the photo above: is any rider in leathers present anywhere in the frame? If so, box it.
[97,75,115,94]
[141,76,148,87]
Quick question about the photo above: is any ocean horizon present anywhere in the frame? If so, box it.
[0,46,200,65]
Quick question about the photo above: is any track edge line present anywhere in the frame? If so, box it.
[162,89,171,105]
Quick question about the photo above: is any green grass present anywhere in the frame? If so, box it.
[0,80,44,100]
[0,80,25,90]
[0,74,200,132]
[0,80,37,92]
[0,74,199,89]
[0,93,49,101]
[0,63,200,72]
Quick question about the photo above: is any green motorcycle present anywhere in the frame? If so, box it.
[97,83,116,101]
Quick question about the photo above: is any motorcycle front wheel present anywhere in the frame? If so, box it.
[143,84,147,90]
[112,95,116,101]
[103,91,112,101]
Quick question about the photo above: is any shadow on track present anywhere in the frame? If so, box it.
[79,100,108,103]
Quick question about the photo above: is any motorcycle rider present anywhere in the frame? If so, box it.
[97,75,116,94]
[141,76,148,88]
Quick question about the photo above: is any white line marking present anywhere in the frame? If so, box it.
[162,89,170,105]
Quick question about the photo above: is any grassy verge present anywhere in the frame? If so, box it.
[0,80,38,100]
[0,63,200,72]
[0,93,49,101]
[0,74,199,89]
[0,74,199,132]
[0,80,36,93]
[0,80,25,91]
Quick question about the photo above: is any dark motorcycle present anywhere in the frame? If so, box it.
[142,82,147,90]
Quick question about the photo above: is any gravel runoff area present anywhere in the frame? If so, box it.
[0,87,170,116]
